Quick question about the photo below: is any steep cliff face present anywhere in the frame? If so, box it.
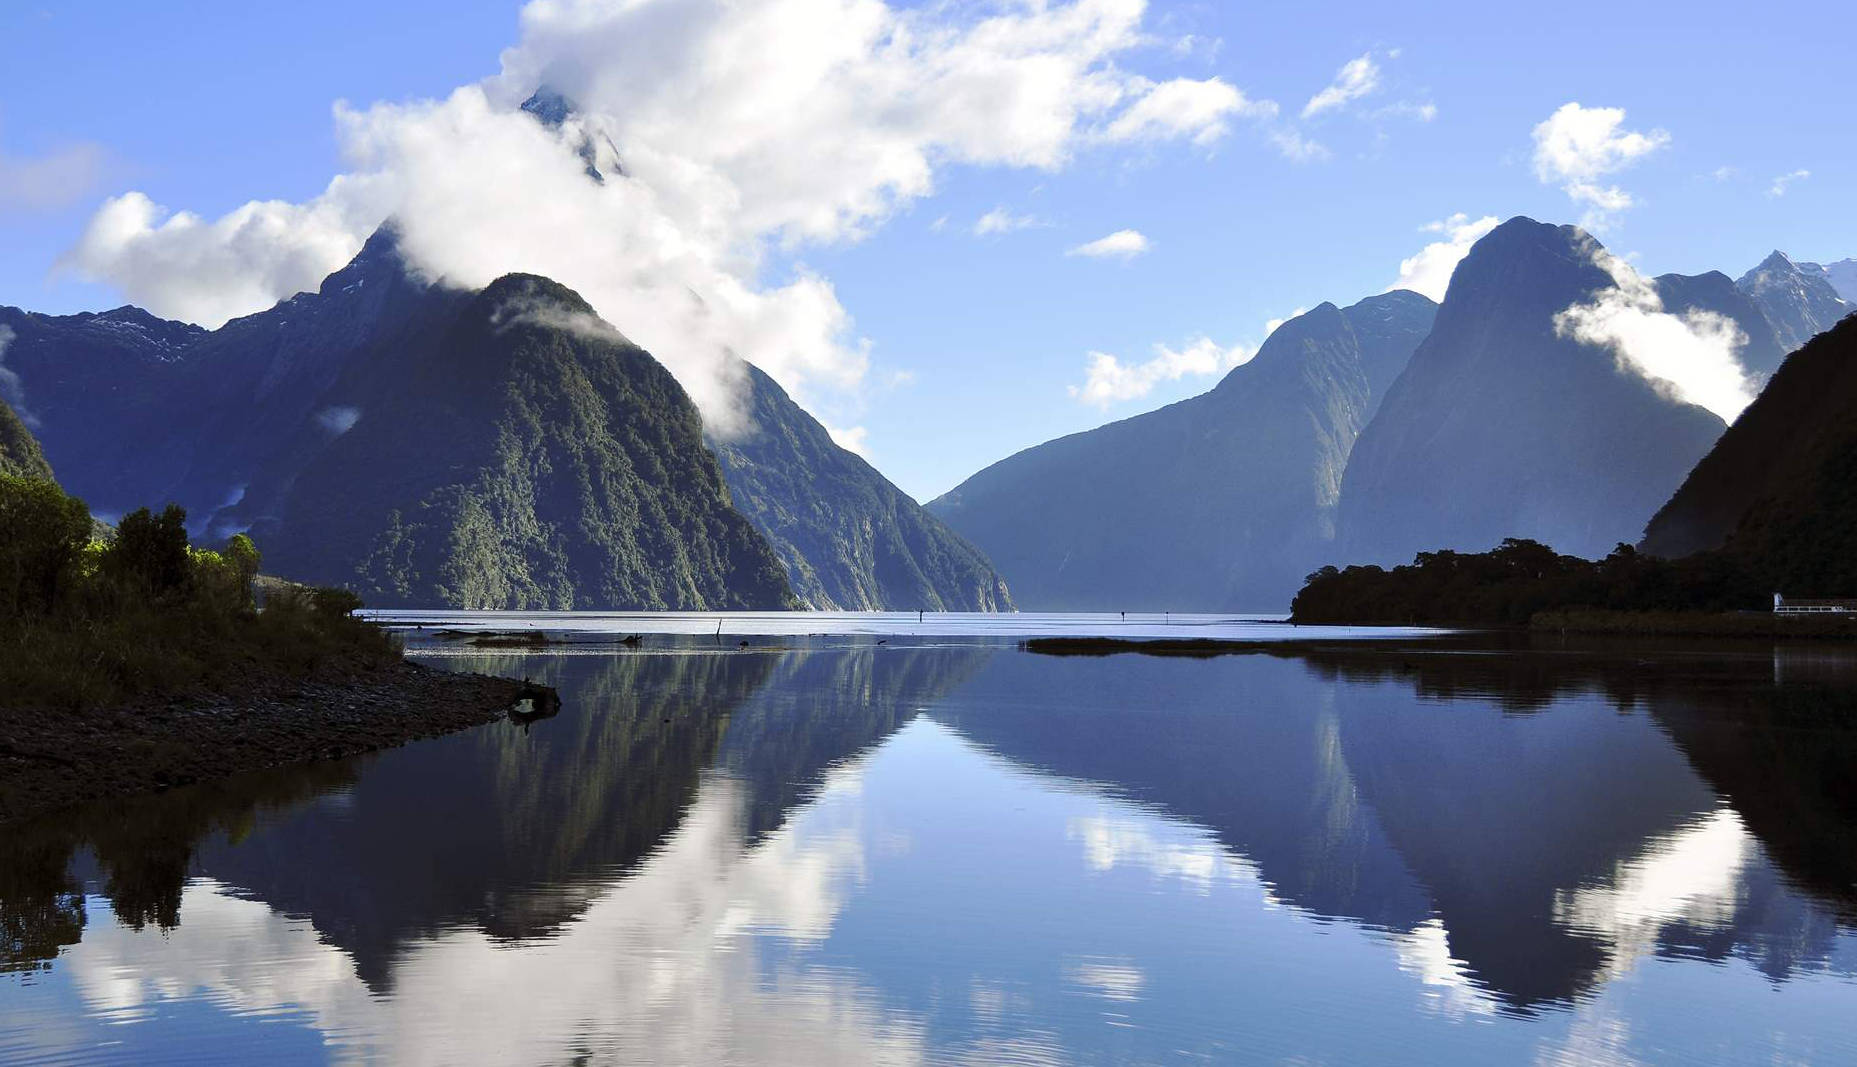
[709,363,1012,611]
[1337,218,1727,565]
[929,291,1437,610]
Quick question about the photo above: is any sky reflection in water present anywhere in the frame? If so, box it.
[2,631,1855,1065]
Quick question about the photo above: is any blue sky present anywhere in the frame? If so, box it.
[2,0,1851,500]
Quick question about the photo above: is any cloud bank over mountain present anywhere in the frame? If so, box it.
[62,0,1272,436]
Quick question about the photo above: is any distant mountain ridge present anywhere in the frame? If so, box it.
[1807,258,1857,304]
[1,226,1005,610]
[709,363,1012,611]
[1337,217,1731,565]
[1735,250,1850,354]
[928,290,1437,610]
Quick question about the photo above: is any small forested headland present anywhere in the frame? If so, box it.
[0,473,525,823]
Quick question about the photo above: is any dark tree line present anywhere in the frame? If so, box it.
[1290,538,1767,626]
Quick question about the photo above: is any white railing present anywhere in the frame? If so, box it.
[1773,596,1857,615]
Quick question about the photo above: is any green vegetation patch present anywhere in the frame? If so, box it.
[0,474,396,710]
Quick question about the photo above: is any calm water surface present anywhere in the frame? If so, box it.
[3,618,1855,1064]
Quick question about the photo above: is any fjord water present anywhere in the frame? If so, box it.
[3,625,1855,1064]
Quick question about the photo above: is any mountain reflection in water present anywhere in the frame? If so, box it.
[2,634,1854,1065]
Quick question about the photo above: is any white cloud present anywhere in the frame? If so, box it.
[1067,229,1149,259]
[1370,100,1436,123]
[1066,307,1309,408]
[1555,242,1755,422]
[61,0,1270,437]
[65,188,385,334]
[1100,77,1273,146]
[1531,103,1670,230]
[0,138,105,213]
[1710,165,1736,182]
[1767,169,1810,198]
[824,423,871,458]
[1387,213,1499,302]
[973,206,1039,236]
[1302,53,1381,118]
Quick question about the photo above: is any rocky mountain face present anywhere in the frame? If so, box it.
[2,235,796,609]
[250,273,797,609]
[1337,217,1728,565]
[1809,258,1857,304]
[1641,313,1857,592]
[1652,269,1788,378]
[0,306,204,511]
[928,291,1437,610]
[708,364,1013,611]
[1736,251,1850,353]
[4,227,1005,610]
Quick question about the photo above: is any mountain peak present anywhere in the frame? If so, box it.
[317,223,417,298]
[518,86,626,182]
[520,87,575,129]
[477,273,600,321]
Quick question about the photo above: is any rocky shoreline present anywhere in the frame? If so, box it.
[0,659,528,824]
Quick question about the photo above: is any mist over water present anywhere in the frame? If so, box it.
[3,623,1855,1064]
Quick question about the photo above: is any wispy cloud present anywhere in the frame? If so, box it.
[1767,169,1810,198]
[973,207,1040,236]
[0,137,106,213]
[1067,229,1149,259]
[1556,242,1754,422]
[1303,53,1382,118]
[1067,309,1306,408]
[1270,129,1330,162]
[1101,77,1276,146]
[1532,102,1670,231]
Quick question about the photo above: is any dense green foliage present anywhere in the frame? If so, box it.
[1291,538,1765,626]
[710,363,1012,611]
[251,278,795,610]
[0,475,394,709]
[0,397,52,482]
[254,274,796,610]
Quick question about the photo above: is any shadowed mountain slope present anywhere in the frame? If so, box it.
[1641,314,1857,590]
[1337,217,1728,565]
[928,291,1437,610]
[709,364,1012,611]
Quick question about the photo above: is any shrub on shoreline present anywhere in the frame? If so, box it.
[0,474,395,710]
